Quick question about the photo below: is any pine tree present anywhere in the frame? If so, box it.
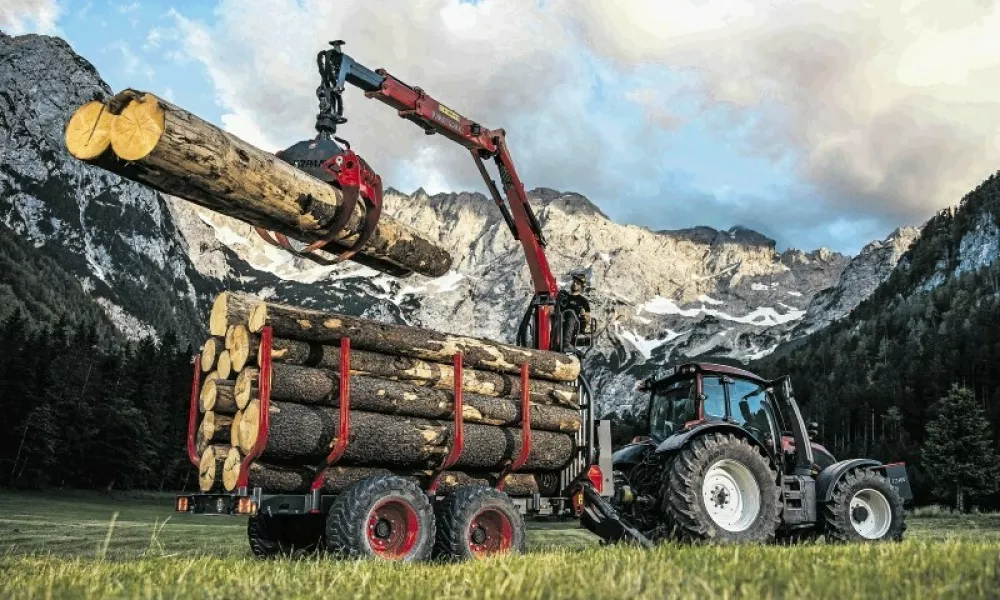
[922,385,1000,511]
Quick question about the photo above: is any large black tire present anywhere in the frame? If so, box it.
[662,432,781,543]
[247,514,323,558]
[325,475,435,561]
[433,486,525,561]
[822,469,905,542]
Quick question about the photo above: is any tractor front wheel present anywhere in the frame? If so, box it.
[662,432,781,543]
[822,469,905,542]
[325,475,436,561]
[434,486,525,561]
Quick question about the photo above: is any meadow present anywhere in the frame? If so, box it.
[1,491,998,599]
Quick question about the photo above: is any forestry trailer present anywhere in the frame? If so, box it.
[174,42,912,559]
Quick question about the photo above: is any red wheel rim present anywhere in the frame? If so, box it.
[366,499,419,559]
[467,508,513,557]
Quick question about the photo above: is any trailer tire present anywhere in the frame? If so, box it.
[325,475,435,561]
[822,469,905,542]
[247,514,322,558]
[433,486,525,561]
[662,432,781,543]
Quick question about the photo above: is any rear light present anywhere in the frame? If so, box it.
[236,497,257,515]
[586,464,604,494]
[175,496,189,512]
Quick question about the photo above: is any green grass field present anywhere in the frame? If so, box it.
[1,491,999,599]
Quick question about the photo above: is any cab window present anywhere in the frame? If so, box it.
[702,376,726,419]
[649,381,696,440]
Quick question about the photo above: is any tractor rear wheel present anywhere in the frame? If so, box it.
[247,514,322,558]
[433,486,525,561]
[662,432,781,543]
[325,475,435,561]
[822,469,905,542]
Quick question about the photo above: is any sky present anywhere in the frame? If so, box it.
[5,0,1000,255]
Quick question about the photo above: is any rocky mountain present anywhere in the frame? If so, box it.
[3,31,919,418]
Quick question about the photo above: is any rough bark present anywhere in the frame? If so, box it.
[198,444,231,492]
[210,292,256,338]
[244,462,556,497]
[263,363,579,433]
[200,379,238,414]
[67,91,452,278]
[264,338,578,407]
[240,400,575,471]
[200,336,223,373]
[249,301,580,382]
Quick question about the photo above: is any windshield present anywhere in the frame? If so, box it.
[649,379,697,440]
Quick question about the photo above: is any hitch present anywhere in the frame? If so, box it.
[575,484,653,549]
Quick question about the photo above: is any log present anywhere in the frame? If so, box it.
[198,411,233,448]
[64,100,112,160]
[240,400,575,471]
[249,301,581,382]
[262,362,580,433]
[210,292,255,338]
[242,462,556,497]
[198,444,231,492]
[230,410,244,453]
[260,338,578,408]
[234,368,258,410]
[216,350,233,381]
[200,336,223,373]
[200,379,238,414]
[228,325,255,372]
[222,446,243,491]
[66,91,452,278]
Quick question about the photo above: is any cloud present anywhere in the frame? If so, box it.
[0,0,60,34]
[107,40,154,81]
[563,0,1000,225]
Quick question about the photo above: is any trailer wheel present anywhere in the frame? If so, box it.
[434,486,525,561]
[662,432,781,543]
[822,469,905,542]
[325,475,435,561]
[247,514,322,558]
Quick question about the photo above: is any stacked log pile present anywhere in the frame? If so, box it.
[194,292,581,496]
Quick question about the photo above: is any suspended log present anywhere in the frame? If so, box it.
[240,462,556,496]
[239,400,575,471]
[249,301,580,382]
[200,336,223,373]
[260,338,578,408]
[198,444,231,492]
[200,379,238,414]
[65,91,452,278]
[262,362,580,433]
[64,101,113,160]
[210,293,256,338]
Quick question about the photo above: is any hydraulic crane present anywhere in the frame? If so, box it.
[265,41,561,351]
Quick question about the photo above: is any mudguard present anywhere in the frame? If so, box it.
[816,459,880,502]
[655,422,771,458]
[612,443,653,468]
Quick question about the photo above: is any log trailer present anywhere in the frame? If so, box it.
[175,42,912,559]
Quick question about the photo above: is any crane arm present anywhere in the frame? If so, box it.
[319,42,559,350]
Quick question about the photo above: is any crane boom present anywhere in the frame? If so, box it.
[312,41,560,351]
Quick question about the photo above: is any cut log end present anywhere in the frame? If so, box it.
[222,446,243,492]
[248,303,266,333]
[238,399,260,453]
[210,292,256,337]
[216,350,232,380]
[199,378,217,413]
[109,93,165,161]
[234,368,256,410]
[200,337,221,373]
[230,410,243,453]
[229,324,252,371]
[198,444,231,492]
[65,101,113,161]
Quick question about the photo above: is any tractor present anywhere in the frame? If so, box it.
[579,362,911,545]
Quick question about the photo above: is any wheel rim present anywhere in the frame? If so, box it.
[702,459,762,532]
[849,488,892,540]
[366,499,419,559]
[467,508,513,557]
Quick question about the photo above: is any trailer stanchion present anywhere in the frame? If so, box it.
[236,326,274,493]
[308,337,354,510]
[496,363,532,491]
[427,352,465,495]
[186,355,203,468]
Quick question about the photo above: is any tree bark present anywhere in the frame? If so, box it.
[66,91,452,278]
[210,293,256,338]
[249,301,580,382]
[240,400,575,471]
[198,444,231,492]
[200,379,238,414]
[200,336,223,373]
[262,338,578,407]
[243,462,557,497]
[263,362,579,433]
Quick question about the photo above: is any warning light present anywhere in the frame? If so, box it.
[236,497,257,515]
[175,496,189,512]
